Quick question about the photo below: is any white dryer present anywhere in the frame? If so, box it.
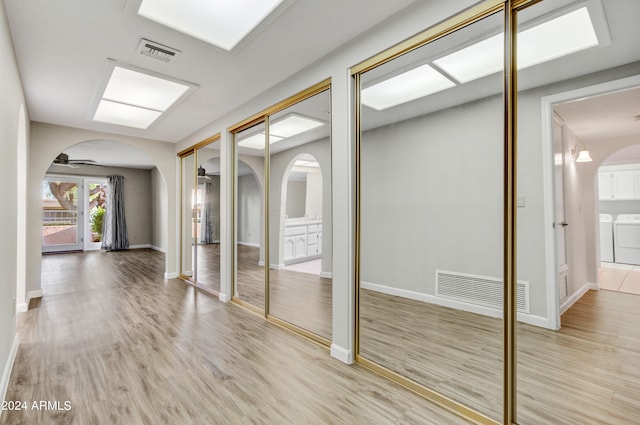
[614,214,640,265]
[599,214,614,263]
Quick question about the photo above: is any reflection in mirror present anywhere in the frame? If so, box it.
[235,123,266,310]
[516,0,640,423]
[180,152,196,279]
[358,12,503,421]
[268,89,332,340]
[196,144,221,293]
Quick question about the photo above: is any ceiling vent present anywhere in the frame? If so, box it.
[136,39,181,63]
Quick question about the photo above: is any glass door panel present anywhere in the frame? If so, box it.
[181,153,196,279]
[196,144,221,293]
[42,177,83,252]
[357,12,504,421]
[85,179,108,251]
[235,122,266,310]
[516,0,640,423]
[268,89,332,340]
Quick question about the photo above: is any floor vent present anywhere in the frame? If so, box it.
[436,270,530,313]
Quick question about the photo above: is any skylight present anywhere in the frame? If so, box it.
[361,6,601,111]
[270,114,325,138]
[237,114,325,150]
[93,65,191,129]
[237,133,284,150]
[138,0,285,51]
[361,64,456,111]
[433,7,599,83]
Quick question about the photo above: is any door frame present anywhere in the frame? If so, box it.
[42,174,84,253]
[84,178,108,251]
[541,74,640,330]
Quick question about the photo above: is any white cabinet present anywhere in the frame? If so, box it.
[284,220,322,263]
[599,165,640,200]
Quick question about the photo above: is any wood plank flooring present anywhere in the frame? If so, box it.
[359,288,640,425]
[235,245,332,340]
[1,250,467,425]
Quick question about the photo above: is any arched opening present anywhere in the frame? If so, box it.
[41,140,162,253]
[279,153,323,273]
[26,127,175,302]
[596,144,640,294]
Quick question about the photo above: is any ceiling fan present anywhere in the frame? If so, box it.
[53,152,98,168]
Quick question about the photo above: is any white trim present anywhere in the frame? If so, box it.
[330,343,353,364]
[164,272,179,279]
[258,260,265,267]
[541,74,640,330]
[560,281,596,315]
[27,290,42,301]
[270,263,285,270]
[15,303,28,313]
[219,292,231,303]
[320,271,333,279]
[129,244,152,249]
[1,335,19,408]
[150,245,166,253]
[237,241,260,247]
[361,281,555,329]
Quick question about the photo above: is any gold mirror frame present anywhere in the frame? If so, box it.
[178,133,221,295]
[352,1,537,424]
[229,80,332,346]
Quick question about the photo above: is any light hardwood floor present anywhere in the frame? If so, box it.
[359,288,640,425]
[2,250,467,425]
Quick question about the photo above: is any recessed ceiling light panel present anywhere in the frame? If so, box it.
[434,7,599,84]
[270,114,325,138]
[93,100,162,129]
[237,133,285,150]
[138,0,285,51]
[103,66,189,111]
[362,64,456,110]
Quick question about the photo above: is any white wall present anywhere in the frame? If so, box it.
[286,180,306,218]
[0,0,25,405]
[27,122,177,294]
[360,96,505,304]
[151,167,167,251]
[237,174,262,246]
[305,171,323,219]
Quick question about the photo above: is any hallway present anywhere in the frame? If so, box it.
[1,250,466,425]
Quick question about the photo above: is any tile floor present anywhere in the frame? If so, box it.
[598,262,640,294]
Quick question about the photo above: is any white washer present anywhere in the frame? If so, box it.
[599,214,614,263]
[614,214,640,265]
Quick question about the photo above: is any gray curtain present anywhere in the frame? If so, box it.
[101,175,129,251]
[200,181,214,244]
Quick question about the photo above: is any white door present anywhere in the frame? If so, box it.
[553,117,569,301]
[42,176,84,253]
[84,179,108,250]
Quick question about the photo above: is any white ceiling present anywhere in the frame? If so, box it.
[3,0,417,142]
[5,0,640,170]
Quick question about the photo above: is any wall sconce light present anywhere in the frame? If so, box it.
[571,143,593,162]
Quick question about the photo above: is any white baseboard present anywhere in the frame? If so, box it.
[129,244,152,250]
[238,241,260,248]
[164,272,179,279]
[270,263,285,270]
[15,303,27,313]
[150,245,166,253]
[560,281,596,315]
[361,281,554,329]
[219,293,231,303]
[320,271,333,279]
[330,343,353,364]
[1,335,19,408]
[27,290,42,301]
[258,261,265,267]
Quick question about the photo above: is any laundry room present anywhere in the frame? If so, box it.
[599,160,640,266]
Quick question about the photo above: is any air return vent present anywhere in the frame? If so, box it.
[436,270,530,313]
[137,39,181,63]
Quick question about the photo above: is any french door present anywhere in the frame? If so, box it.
[42,176,108,253]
